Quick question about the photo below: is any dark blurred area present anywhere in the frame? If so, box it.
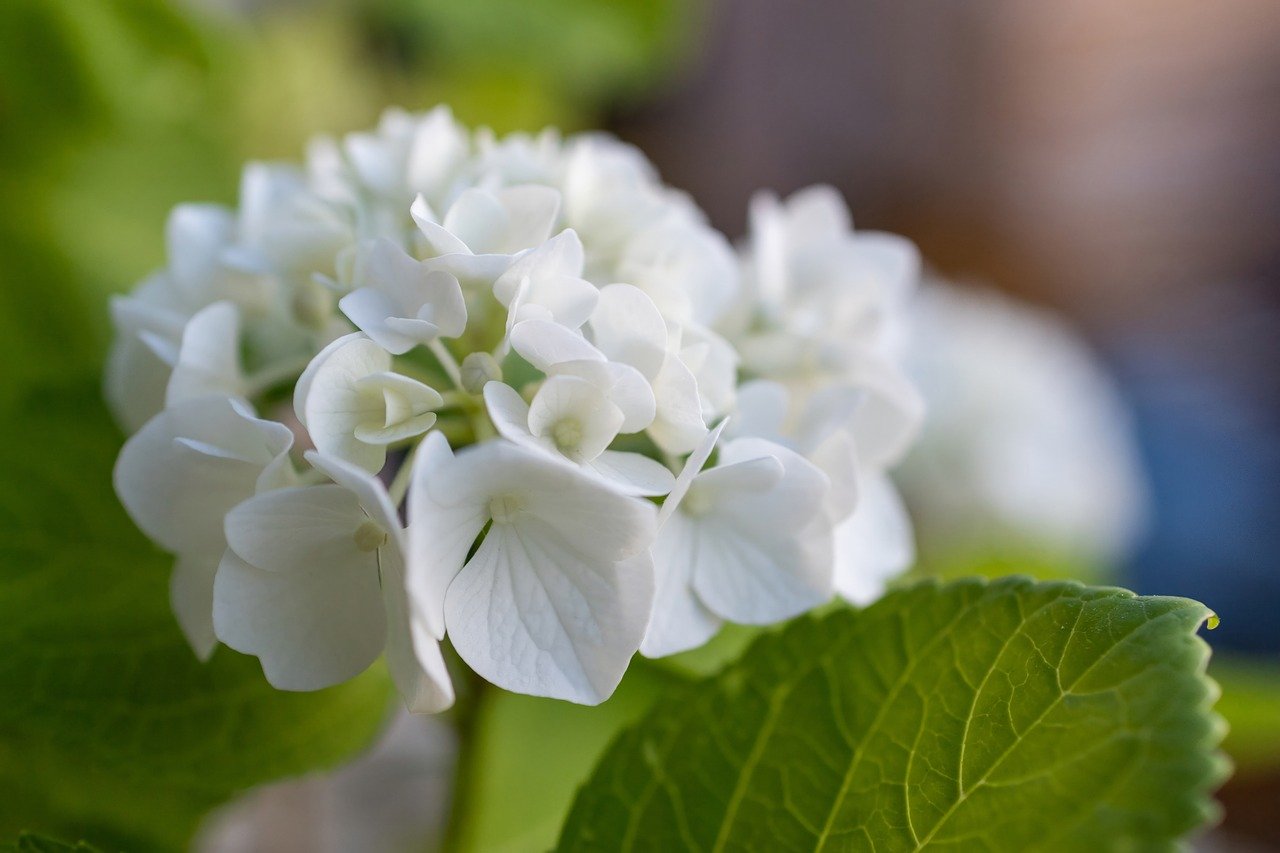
[610,0,1280,656]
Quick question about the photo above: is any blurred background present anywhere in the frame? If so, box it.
[2,0,1278,849]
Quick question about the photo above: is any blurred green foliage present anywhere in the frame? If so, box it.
[1,832,104,853]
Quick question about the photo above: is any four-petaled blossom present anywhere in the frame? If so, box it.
[214,452,454,712]
[407,433,656,704]
[642,423,835,657]
[340,237,468,355]
[295,333,443,473]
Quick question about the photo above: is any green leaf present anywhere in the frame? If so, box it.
[0,384,395,851]
[557,577,1227,851]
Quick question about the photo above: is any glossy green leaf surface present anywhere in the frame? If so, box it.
[558,577,1226,852]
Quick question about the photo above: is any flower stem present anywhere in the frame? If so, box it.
[440,647,489,853]
[387,442,419,506]
[429,339,465,393]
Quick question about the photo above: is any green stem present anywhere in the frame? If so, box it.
[440,649,489,853]
[429,339,465,393]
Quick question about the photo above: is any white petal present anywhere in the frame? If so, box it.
[340,288,424,355]
[170,552,220,661]
[444,521,653,704]
[587,450,676,497]
[640,514,722,657]
[412,196,471,257]
[551,359,655,434]
[429,439,657,564]
[213,550,385,691]
[381,547,455,713]
[832,471,914,605]
[589,284,667,379]
[301,336,392,472]
[165,301,243,406]
[294,333,362,425]
[660,419,728,526]
[306,450,404,538]
[509,319,603,371]
[648,354,707,454]
[809,428,860,523]
[527,375,623,462]
[689,438,834,624]
[729,380,789,442]
[493,229,586,308]
[482,381,534,444]
[688,454,784,502]
[783,185,851,237]
[492,185,562,253]
[405,432,488,639]
[225,484,370,574]
[847,356,925,469]
[114,397,293,555]
[440,188,509,254]
[105,333,176,435]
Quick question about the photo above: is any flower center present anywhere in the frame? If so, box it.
[551,418,583,452]
[353,519,387,552]
[489,494,524,524]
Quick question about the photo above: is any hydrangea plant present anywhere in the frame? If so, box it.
[99,107,1226,849]
[109,106,922,710]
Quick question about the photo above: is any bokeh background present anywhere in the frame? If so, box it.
[2,0,1278,850]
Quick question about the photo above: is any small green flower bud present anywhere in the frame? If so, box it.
[461,352,503,395]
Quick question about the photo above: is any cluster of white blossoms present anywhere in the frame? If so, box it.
[110,107,924,710]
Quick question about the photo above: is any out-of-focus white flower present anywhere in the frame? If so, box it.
[165,301,245,407]
[114,396,295,658]
[295,333,443,473]
[215,452,453,712]
[897,283,1147,567]
[406,433,656,704]
[310,106,470,214]
[410,184,560,278]
[339,238,467,355]
[493,229,598,331]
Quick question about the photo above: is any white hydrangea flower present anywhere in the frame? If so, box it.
[114,396,295,658]
[109,108,930,711]
[492,229,599,332]
[406,432,656,704]
[338,237,468,355]
[484,377,675,496]
[509,318,657,435]
[294,333,443,473]
[214,451,453,712]
[642,423,835,658]
[410,184,561,278]
[309,106,470,214]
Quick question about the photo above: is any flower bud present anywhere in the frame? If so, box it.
[460,352,502,395]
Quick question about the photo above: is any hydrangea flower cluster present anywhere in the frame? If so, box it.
[110,107,924,711]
